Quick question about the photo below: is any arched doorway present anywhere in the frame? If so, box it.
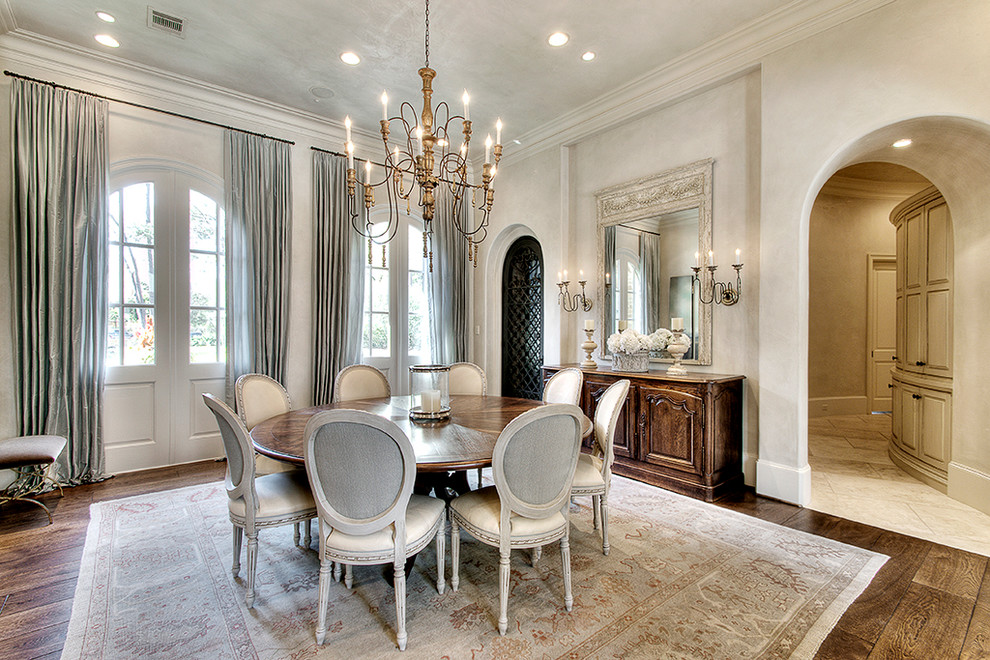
[800,116,990,549]
[501,236,544,399]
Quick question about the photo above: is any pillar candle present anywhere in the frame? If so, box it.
[585,319,594,330]
[671,317,684,332]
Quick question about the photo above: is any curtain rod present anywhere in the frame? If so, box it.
[4,70,295,145]
[311,145,387,169]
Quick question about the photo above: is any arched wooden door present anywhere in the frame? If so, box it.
[501,237,544,399]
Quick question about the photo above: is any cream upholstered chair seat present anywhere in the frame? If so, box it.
[324,495,445,556]
[570,454,606,489]
[227,470,316,520]
[450,487,567,541]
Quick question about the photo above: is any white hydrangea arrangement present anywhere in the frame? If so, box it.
[606,327,674,355]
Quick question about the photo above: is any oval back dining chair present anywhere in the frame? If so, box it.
[542,367,583,406]
[333,364,391,402]
[448,362,487,395]
[235,373,310,543]
[448,403,584,636]
[202,393,317,608]
[303,409,446,651]
[571,379,630,555]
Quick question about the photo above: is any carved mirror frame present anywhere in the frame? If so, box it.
[595,158,713,366]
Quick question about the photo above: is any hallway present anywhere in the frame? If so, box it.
[808,413,990,557]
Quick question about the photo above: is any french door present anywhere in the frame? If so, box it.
[103,164,226,472]
[361,213,431,394]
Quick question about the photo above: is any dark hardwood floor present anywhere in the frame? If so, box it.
[0,462,987,659]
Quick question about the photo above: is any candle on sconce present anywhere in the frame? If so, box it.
[462,90,470,121]
[695,251,700,267]
[605,272,610,285]
[485,134,493,164]
[735,248,742,265]
[671,317,684,332]
[585,319,594,330]
[558,271,563,282]
[563,269,568,281]
[579,269,584,280]
[708,250,715,266]
[381,91,388,121]
[346,141,354,170]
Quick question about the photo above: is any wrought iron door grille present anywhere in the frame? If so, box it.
[502,238,544,400]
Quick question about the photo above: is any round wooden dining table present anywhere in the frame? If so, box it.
[250,394,592,473]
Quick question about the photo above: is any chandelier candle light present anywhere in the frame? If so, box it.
[343,0,502,271]
[691,248,744,305]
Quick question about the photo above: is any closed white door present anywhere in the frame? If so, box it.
[867,255,897,412]
[104,165,225,473]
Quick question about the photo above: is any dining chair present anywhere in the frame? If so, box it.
[303,409,446,651]
[448,362,487,487]
[235,373,311,546]
[571,379,630,555]
[202,393,317,608]
[333,364,391,402]
[543,367,583,406]
[448,403,584,636]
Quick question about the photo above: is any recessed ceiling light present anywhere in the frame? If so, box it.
[547,32,569,47]
[892,138,913,148]
[96,11,115,23]
[512,139,522,145]
[340,52,361,66]
[582,51,596,61]
[94,34,119,48]
[309,86,335,99]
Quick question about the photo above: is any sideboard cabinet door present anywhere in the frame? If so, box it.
[636,384,705,477]
[583,375,636,459]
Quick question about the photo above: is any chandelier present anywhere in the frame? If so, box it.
[343,0,502,271]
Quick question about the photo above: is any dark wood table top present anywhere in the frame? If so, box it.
[250,395,590,473]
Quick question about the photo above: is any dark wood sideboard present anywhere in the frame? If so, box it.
[542,365,745,502]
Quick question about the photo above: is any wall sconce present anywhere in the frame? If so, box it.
[557,269,593,312]
[691,249,743,306]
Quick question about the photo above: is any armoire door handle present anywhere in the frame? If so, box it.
[912,394,922,400]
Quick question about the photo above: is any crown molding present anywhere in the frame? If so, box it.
[818,175,927,200]
[0,30,367,149]
[500,0,895,167]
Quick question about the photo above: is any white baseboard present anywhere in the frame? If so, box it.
[743,452,758,487]
[808,396,868,418]
[948,462,990,517]
[756,458,811,506]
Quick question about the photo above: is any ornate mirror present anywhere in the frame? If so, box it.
[595,159,713,365]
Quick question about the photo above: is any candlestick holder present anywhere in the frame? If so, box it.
[666,331,691,375]
[581,329,598,369]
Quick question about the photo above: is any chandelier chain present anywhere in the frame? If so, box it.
[424,0,430,68]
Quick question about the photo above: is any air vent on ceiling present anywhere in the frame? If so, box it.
[147,7,185,37]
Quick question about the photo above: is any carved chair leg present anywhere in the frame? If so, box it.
[293,522,301,545]
[561,531,573,612]
[450,516,460,592]
[592,494,601,530]
[231,525,243,576]
[394,556,408,651]
[316,560,333,645]
[303,519,312,548]
[334,562,343,582]
[436,513,446,595]
[498,549,510,635]
[532,545,542,567]
[245,531,259,608]
[601,491,610,556]
[344,564,354,589]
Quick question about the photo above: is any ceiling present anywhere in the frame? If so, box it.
[6,0,796,145]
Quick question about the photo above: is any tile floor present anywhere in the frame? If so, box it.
[808,413,990,557]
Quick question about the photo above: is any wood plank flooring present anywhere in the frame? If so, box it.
[1,463,988,659]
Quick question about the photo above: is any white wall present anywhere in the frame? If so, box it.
[481,71,763,483]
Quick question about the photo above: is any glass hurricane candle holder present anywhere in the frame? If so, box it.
[409,364,451,421]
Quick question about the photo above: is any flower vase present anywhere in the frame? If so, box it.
[613,350,649,373]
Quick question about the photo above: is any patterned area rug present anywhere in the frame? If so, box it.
[61,477,885,659]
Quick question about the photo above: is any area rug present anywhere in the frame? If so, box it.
[61,476,886,659]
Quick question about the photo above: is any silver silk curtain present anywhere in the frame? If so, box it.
[311,152,365,404]
[428,188,469,363]
[223,131,292,398]
[11,78,109,484]
[640,233,663,332]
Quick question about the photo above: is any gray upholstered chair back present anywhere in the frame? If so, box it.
[202,393,257,508]
[448,362,487,395]
[303,409,415,536]
[492,404,583,519]
[593,380,630,474]
[333,364,391,402]
[235,373,292,430]
[542,368,583,406]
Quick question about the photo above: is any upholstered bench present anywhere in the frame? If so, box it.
[0,435,67,524]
